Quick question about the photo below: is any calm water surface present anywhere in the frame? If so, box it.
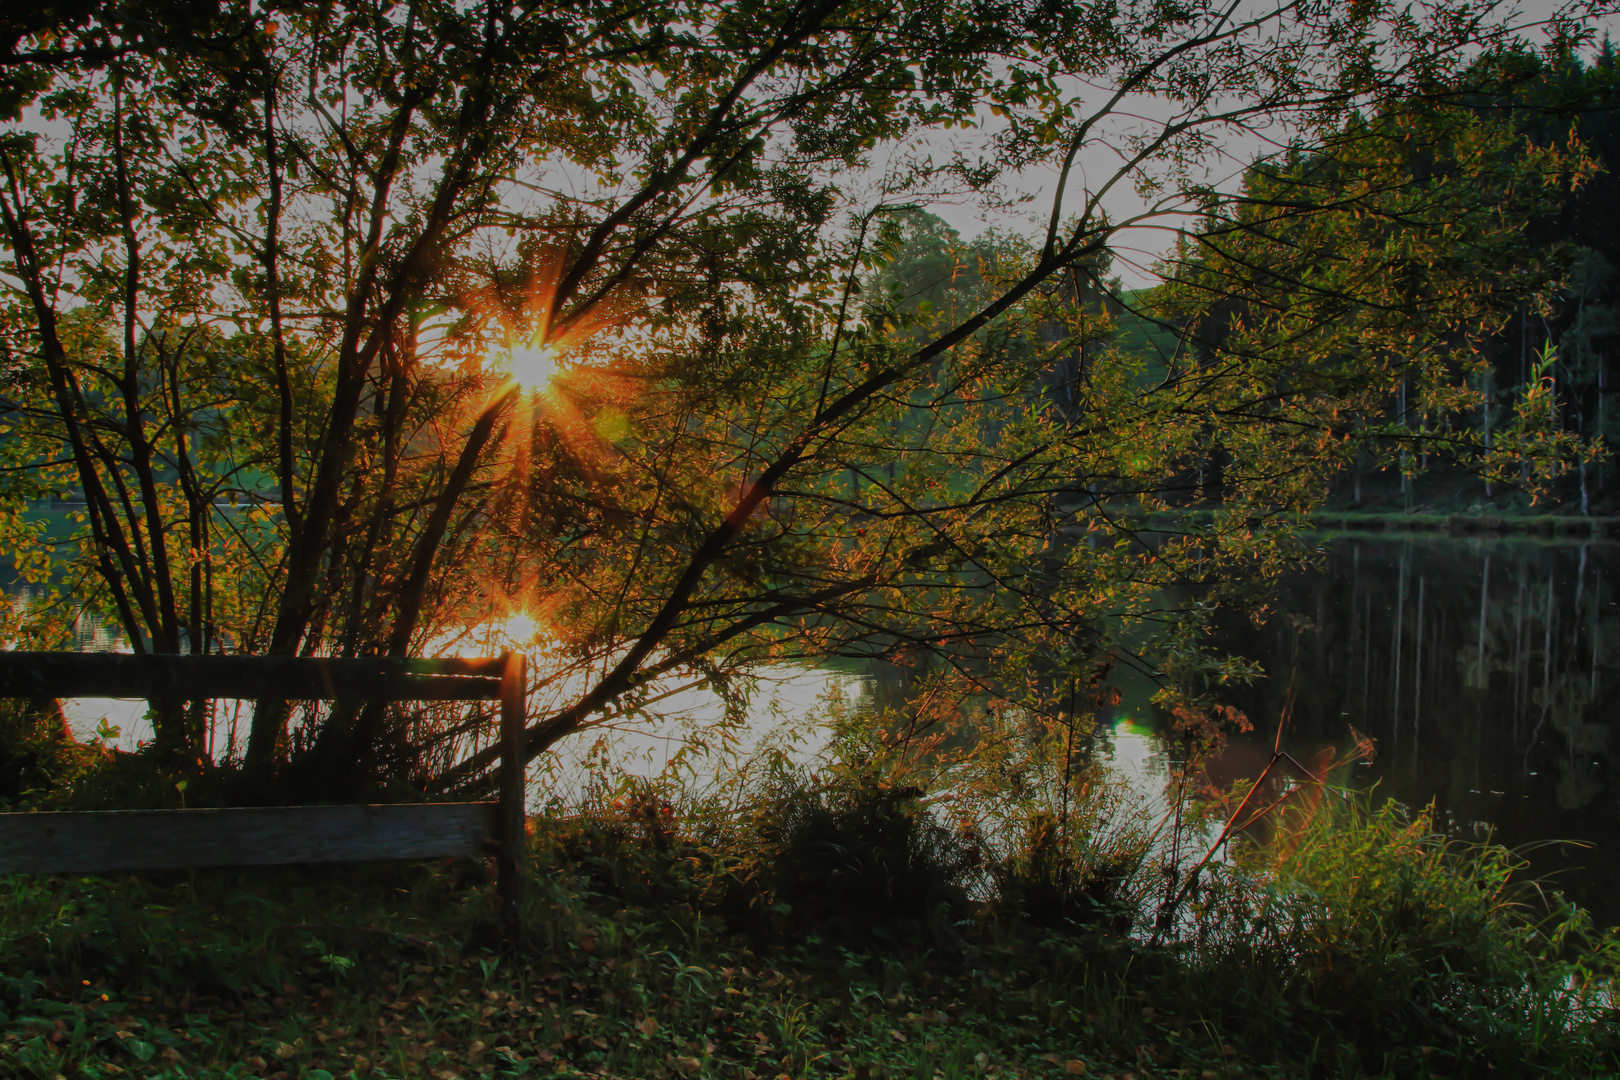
[1212,534,1620,924]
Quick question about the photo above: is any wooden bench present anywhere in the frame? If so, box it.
[0,651,529,921]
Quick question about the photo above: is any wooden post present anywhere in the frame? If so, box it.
[497,650,527,926]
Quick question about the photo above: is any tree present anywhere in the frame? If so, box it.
[0,0,1608,797]
[1151,87,1593,516]
[1497,46,1620,510]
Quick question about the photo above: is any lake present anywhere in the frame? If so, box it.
[11,531,1618,924]
[1207,532,1620,925]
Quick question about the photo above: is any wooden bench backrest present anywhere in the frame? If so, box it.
[0,652,509,700]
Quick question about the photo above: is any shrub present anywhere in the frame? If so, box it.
[0,698,96,808]
[741,773,978,934]
[1182,796,1620,1075]
[989,811,1136,931]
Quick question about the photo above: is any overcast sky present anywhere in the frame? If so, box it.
[918,1,1620,289]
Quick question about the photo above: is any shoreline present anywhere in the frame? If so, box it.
[1306,510,1620,539]
[1128,508,1620,541]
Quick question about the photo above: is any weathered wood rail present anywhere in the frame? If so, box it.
[0,651,529,921]
[0,803,495,873]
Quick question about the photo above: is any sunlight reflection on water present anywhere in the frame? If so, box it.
[24,597,1169,821]
[52,656,1171,821]
[530,662,868,800]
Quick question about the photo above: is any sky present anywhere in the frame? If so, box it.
[920,1,1620,290]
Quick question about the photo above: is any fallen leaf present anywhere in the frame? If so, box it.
[1065,1062,1087,1076]
[639,1016,659,1036]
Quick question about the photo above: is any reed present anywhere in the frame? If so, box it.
[1175,794,1620,1075]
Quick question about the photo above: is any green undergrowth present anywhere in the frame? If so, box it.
[0,781,1616,1080]
[1177,798,1620,1077]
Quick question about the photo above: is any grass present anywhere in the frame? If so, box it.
[0,702,1614,1079]
[1176,796,1620,1076]
[1,779,1617,1080]
[0,858,1174,1080]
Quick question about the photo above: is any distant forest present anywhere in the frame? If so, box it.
[883,46,1620,517]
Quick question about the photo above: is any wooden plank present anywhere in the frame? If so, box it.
[0,653,504,701]
[0,803,496,873]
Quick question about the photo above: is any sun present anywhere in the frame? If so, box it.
[502,339,561,391]
[502,610,542,645]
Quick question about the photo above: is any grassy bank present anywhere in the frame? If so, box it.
[1305,510,1620,539]
[1134,508,1620,541]
[1,782,1616,1080]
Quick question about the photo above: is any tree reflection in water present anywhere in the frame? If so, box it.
[1212,535,1620,924]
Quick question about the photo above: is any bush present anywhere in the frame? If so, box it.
[0,698,96,808]
[741,773,977,934]
[1181,797,1620,1075]
[530,771,980,942]
[989,811,1136,931]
